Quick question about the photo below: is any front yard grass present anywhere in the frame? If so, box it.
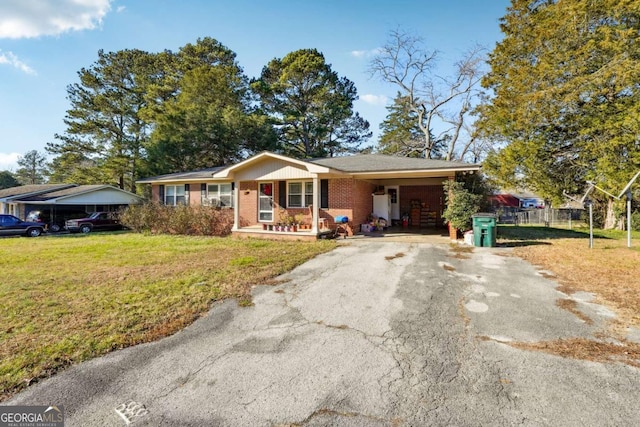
[0,233,335,400]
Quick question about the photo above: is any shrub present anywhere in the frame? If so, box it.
[120,203,234,236]
[632,210,640,232]
[442,180,483,231]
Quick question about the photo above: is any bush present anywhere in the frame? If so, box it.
[632,210,640,232]
[442,180,483,231]
[120,203,234,236]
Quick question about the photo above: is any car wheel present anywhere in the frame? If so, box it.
[80,224,92,234]
[50,224,61,232]
[27,227,42,237]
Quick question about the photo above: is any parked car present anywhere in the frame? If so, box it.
[65,212,123,234]
[0,214,45,237]
[26,208,88,232]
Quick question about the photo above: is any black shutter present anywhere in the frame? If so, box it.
[184,184,190,204]
[279,181,287,207]
[320,179,329,209]
[159,185,165,204]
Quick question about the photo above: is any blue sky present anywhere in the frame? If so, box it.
[0,0,510,171]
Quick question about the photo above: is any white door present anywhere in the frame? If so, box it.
[385,186,400,220]
[258,182,274,222]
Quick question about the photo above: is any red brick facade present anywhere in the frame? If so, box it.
[149,176,457,238]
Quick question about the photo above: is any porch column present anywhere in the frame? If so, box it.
[232,180,240,231]
[311,176,319,234]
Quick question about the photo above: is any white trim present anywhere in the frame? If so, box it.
[232,180,239,231]
[311,177,319,234]
[287,180,314,208]
[213,151,335,179]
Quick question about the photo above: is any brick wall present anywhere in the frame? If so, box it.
[151,185,160,203]
[239,181,258,225]
[352,180,376,226]
[400,185,445,226]
[322,178,354,228]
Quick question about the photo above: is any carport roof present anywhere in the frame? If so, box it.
[137,167,226,183]
[0,184,76,200]
[16,185,139,202]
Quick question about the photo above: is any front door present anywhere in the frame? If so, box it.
[258,182,274,222]
[385,186,400,221]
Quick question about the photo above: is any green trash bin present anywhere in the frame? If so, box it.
[472,213,497,247]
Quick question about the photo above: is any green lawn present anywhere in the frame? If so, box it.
[0,232,335,400]
[498,224,640,247]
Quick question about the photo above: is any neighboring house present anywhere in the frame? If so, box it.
[138,152,480,240]
[490,191,546,210]
[0,184,144,227]
[489,193,521,210]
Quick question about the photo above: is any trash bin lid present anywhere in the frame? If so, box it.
[472,213,497,218]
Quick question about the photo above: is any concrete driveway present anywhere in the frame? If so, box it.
[6,241,640,426]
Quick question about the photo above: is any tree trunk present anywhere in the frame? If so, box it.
[603,199,617,229]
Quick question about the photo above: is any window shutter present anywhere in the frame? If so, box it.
[320,179,329,209]
[184,184,190,204]
[278,181,287,207]
[200,184,206,203]
[159,185,165,204]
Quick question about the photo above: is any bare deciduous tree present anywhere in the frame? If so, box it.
[369,29,485,161]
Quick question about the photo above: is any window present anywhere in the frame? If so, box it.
[206,183,233,207]
[165,185,186,206]
[288,181,314,208]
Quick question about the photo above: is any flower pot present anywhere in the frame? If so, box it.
[262,224,267,230]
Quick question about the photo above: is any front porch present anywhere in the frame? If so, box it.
[232,224,332,241]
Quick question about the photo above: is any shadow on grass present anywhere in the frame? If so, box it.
[497,225,612,247]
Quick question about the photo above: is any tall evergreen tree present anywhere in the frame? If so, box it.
[47,49,153,191]
[251,49,371,158]
[145,38,276,174]
[0,171,20,189]
[15,150,47,184]
[477,0,640,211]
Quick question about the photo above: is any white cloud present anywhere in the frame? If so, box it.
[350,48,382,59]
[0,152,21,171]
[116,5,126,13]
[0,50,36,74]
[0,0,112,39]
[360,94,388,106]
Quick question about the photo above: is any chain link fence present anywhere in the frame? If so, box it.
[496,208,585,227]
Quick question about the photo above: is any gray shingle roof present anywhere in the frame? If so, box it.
[308,154,479,173]
[18,185,110,201]
[137,167,225,183]
[0,184,75,199]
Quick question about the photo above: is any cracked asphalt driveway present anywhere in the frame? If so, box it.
[7,241,640,426]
